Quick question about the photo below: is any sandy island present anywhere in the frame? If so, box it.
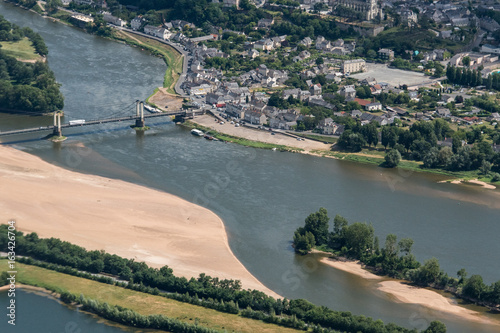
[446,179,497,190]
[0,145,279,298]
[321,258,500,327]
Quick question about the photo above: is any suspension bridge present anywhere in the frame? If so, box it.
[0,101,204,138]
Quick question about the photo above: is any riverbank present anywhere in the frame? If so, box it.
[0,145,279,298]
[189,115,500,189]
[320,257,500,327]
[190,114,331,153]
[2,263,299,333]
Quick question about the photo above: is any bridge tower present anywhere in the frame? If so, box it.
[132,100,148,132]
[52,112,62,137]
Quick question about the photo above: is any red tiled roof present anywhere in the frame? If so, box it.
[354,98,371,106]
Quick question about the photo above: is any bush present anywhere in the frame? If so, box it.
[384,149,401,168]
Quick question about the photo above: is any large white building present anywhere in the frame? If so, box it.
[342,59,366,74]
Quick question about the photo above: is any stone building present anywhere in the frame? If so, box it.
[342,59,366,74]
[330,0,382,21]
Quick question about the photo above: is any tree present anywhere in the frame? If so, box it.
[303,207,329,245]
[423,321,447,333]
[457,268,467,284]
[342,222,374,258]
[338,130,366,152]
[416,258,441,285]
[463,275,486,300]
[461,56,470,67]
[384,234,398,257]
[384,149,401,167]
[293,231,315,255]
[398,238,414,256]
[315,56,324,65]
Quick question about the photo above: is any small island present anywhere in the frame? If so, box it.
[0,14,64,115]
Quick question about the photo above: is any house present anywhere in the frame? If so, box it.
[103,13,126,27]
[293,50,311,62]
[409,91,419,101]
[244,111,267,125]
[309,97,335,110]
[258,18,274,28]
[350,109,362,118]
[370,84,382,95]
[299,37,313,47]
[131,16,146,31]
[436,107,451,117]
[226,103,248,119]
[317,118,339,135]
[248,49,260,59]
[310,83,322,96]
[254,39,274,51]
[342,59,365,74]
[440,95,454,103]
[378,48,394,61]
[361,77,377,86]
[340,85,356,101]
[365,102,383,111]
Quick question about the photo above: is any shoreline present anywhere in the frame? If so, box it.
[0,144,279,298]
[189,115,500,189]
[320,257,500,327]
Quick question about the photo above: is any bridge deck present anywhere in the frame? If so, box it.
[0,110,203,137]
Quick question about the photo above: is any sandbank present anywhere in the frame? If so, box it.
[378,281,500,327]
[320,257,382,280]
[0,145,279,298]
[441,179,497,190]
[320,258,500,326]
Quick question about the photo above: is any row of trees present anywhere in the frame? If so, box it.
[0,224,435,333]
[0,51,64,113]
[445,66,483,87]
[293,208,500,308]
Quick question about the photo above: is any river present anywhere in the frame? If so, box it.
[1,2,500,332]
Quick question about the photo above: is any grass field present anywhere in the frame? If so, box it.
[113,30,183,94]
[8,262,301,333]
[184,121,304,152]
[0,37,42,61]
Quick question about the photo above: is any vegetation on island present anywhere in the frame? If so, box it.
[0,15,63,113]
[1,224,443,333]
[293,208,500,312]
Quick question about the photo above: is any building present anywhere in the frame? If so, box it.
[223,0,239,8]
[329,0,382,21]
[70,14,93,28]
[340,85,356,101]
[481,44,500,55]
[258,18,274,28]
[254,39,274,51]
[244,111,267,125]
[342,59,366,74]
[378,48,394,61]
[131,16,146,31]
[102,13,126,27]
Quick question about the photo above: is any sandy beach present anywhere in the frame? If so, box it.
[0,145,279,298]
[191,114,331,153]
[320,258,500,327]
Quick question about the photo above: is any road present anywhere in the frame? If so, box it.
[107,26,190,97]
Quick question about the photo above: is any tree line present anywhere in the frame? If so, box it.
[337,118,500,174]
[0,224,437,333]
[445,65,483,87]
[0,14,48,56]
[0,50,64,113]
[293,208,500,310]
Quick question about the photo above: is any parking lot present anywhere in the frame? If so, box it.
[351,63,431,87]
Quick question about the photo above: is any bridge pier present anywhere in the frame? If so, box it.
[49,112,66,141]
[131,100,148,131]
